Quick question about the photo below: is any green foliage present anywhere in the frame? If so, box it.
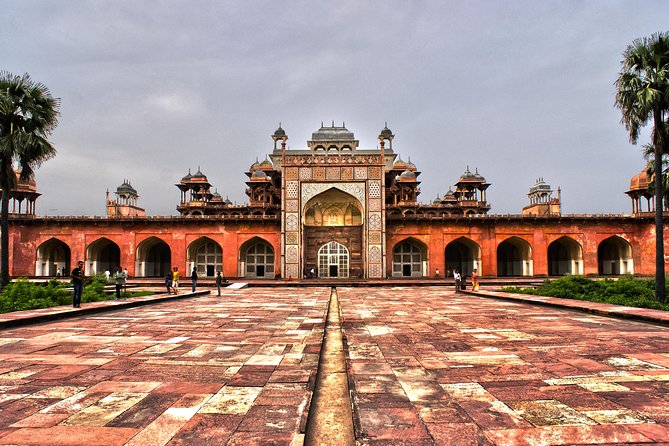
[503,276,669,311]
[0,278,154,313]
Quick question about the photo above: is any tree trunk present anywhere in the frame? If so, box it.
[653,110,666,303]
[0,159,10,290]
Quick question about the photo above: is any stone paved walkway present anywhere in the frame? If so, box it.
[0,286,668,445]
[0,288,329,445]
[339,286,669,445]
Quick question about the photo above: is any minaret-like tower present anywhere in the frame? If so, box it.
[107,179,145,217]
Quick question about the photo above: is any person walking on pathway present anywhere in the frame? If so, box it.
[114,266,126,300]
[191,267,198,292]
[471,268,479,291]
[71,261,84,308]
[453,269,461,293]
[171,266,179,295]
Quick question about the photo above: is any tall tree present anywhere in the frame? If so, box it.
[615,32,669,303]
[0,72,60,288]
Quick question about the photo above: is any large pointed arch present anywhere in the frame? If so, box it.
[391,237,428,277]
[497,237,533,276]
[86,237,121,275]
[136,237,171,277]
[239,237,275,278]
[598,236,633,275]
[35,238,71,277]
[187,237,222,278]
[445,237,481,277]
[547,236,583,276]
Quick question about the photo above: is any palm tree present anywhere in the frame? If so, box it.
[644,143,669,210]
[615,32,669,303]
[0,72,60,288]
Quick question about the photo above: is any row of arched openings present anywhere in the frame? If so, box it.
[35,237,275,278]
[391,235,634,277]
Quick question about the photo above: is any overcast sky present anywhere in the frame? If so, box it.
[2,1,667,216]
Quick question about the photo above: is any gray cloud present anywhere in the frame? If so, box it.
[2,1,666,216]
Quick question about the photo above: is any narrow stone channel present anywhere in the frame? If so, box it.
[304,287,355,445]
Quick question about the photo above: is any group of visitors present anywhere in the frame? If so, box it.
[163,267,228,296]
[453,268,479,293]
[70,262,129,307]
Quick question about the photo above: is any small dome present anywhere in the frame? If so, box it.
[399,170,416,181]
[433,194,442,204]
[258,157,273,170]
[460,167,476,180]
[224,196,233,205]
[393,156,408,170]
[273,125,286,138]
[116,180,137,195]
[250,158,260,171]
[380,124,393,137]
[630,170,650,191]
[251,169,269,181]
[529,177,552,194]
[181,169,193,182]
[192,168,207,179]
[443,188,457,201]
[211,191,223,201]
[406,157,416,172]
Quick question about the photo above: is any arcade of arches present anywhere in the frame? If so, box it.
[27,230,646,279]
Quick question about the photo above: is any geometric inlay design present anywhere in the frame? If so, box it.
[286,181,299,199]
[285,199,299,213]
[341,167,353,180]
[368,263,382,278]
[299,167,312,181]
[286,213,299,231]
[285,232,299,245]
[301,182,366,211]
[368,231,382,244]
[354,166,367,180]
[368,180,381,198]
[368,212,382,230]
[369,245,382,263]
[285,167,299,180]
[369,166,382,179]
[314,167,326,180]
[326,167,341,180]
[286,245,298,264]
[285,263,299,278]
[368,198,382,212]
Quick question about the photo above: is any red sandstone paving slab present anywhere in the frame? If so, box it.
[0,288,329,445]
[338,286,669,445]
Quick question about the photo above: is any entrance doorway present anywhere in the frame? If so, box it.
[318,241,349,278]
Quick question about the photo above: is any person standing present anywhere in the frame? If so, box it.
[215,271,223,296]
[453,269,461,293]
[191,267,198,292]
[114,266,126,300]
[171,266,179,295]
[471,268,479,291]
[104,269,110,283]
[71,261,84,308]
[164,271,172,294]
[123,267,129,294]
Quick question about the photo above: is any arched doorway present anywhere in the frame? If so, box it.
[303,188,363,278]
[445,237,481,277]
[497,237,533,276]
[136,237,171,277]
[547,236,583,276]
[318,241,349,278]
[86,238,121,275]
[598,236,633,275]
[240,238,275,278]
[392,239,428,277]
[187,237,222,278]
[35,238,71,277]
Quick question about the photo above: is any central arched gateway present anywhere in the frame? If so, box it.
[318,241,349,278]
[303,188,363,278]
[187,237,222,277]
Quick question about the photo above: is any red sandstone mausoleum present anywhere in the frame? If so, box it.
[5,123,669,280]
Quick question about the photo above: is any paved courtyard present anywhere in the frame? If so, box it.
[0,286,667,445]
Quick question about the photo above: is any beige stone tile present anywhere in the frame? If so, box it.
[582,409,652,424]
[199,386,262,415]
[61,392,148,426]
[511,400,597,426]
